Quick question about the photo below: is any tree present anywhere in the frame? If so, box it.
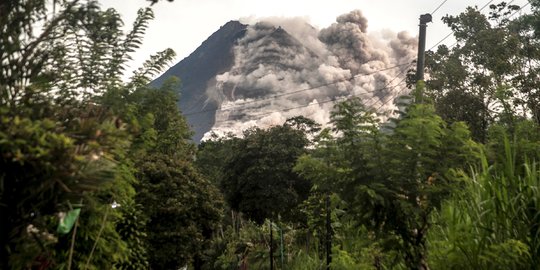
[0,104,136,269]
[429,123,540,269]
[221,119,315,224]
[133,85,224,269]
[135,154,223,269]
[0,1,145,267]
[195,132,240,187]
[295,97,481,269]
[425,3,540,141]
[0,1,215,268]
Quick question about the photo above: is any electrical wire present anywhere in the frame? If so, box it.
[183,62,412,117]
[375,84,410,113]
[509,1,531,17]
[188,0,532,128]
[375,0,523,115]
[211,63,415,124]
[211,80,408,125]
[431,0,449,15]
[428,31,454,51]
[444,1,530,50]
[364,65,412,110]
[427,0,500,50]
[479,0,496,11]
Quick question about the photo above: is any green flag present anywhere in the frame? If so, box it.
[57,208,81,235]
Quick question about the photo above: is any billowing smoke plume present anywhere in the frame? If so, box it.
[203,10,416,140]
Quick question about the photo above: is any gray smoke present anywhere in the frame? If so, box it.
[203,10,417,140]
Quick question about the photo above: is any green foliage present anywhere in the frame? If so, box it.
[129,48,177,88]
[287,216,404,269]
[207,218,296,270]
[1,0,217,269]
[330,248,363,270]
[284,116,322,136]
[195,132,240,186]
[421,5,540,266]
[429,128,540,269]
[425,3,540,140]
[103,75,223,268]
[136,154,223,269]
[286,249,326,270]
[101,75,223,269]
[385,105,480,268]
[115,201,149,270]
[296,99,481,269]
[487,120,540,167]
[0,103,134,269]
[206,216,396,270]
[220,122,312,224]
[4,1,540,268]
[330,221,403,270]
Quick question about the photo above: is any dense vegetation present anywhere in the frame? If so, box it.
[0,1,221,269]
[1,0,539,269]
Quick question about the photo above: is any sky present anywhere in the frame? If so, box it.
[98,0,531,76]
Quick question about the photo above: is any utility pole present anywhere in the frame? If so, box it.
[416,13,432,82]
[280,225,284,270]
[326,194,332,270]
[416,13,432,103]
[270,220,274,270]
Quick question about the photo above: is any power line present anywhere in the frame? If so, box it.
[444,1,530,49]
[211,63,414,124]
[194,0,522,127]
[375,84,410,113]
[212,80,408,125]
[227,67,410,128]
[183,62,412,117]
[427,0,500,50]
[365,65,411,110]
[204,0,529,126]
[509,1,531,17]
[431,0,449,15]
[479,0,496,11]
[361,71,410,112]
[428,32,454,51]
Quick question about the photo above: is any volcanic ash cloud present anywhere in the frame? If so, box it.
[203,10,417,140]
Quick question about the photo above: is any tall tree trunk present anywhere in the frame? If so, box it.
[193,254,202,270]
[404,228,430,270]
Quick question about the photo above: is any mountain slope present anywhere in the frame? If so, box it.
[152,20,248,142]
[154,11,417,142]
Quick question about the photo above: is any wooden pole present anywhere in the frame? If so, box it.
[67,218,79,270]
[270,220,274,270]
[415,13,432,104]
[326,194,331,269]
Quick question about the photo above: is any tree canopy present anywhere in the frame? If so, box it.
[1,1,222,269]
[218,119,316,224]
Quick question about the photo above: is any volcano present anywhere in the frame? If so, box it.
[151,20,248,142]
[152,11,417,142]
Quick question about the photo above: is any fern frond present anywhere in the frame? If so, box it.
[120,8,154,66]
[129,48,176,88]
